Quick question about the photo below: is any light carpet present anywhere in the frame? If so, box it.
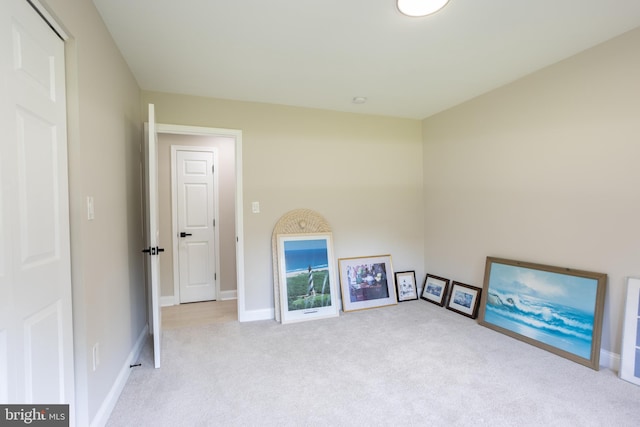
[107,301,640,426]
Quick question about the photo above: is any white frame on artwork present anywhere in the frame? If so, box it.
[620,277,640,386]
[277,233,339,324]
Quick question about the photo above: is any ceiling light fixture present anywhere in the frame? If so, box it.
[397,0,450,17]
[352,96,367,104]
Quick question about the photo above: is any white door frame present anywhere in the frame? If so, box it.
[171,145,220,303]
[155,123,246,320]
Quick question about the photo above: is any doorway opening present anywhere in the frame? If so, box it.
[155,124,245,321]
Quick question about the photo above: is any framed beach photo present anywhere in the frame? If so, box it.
[338,255,397,312]
[478,257,607,370]
[619,277,640,385]
[446,282,481,318]
[276,233,339,324]
[421,274,450,306]
[395,271,418,302]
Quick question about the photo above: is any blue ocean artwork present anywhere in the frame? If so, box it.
[484,263,598,360]
[283,239,329,274]
[426,283,443,297]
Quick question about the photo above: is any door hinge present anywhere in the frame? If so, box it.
[214,273,217,281]
[213,219,215,227]
[212,165,214,174]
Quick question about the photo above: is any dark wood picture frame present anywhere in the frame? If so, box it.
[446,281,481,319]
[420,274,450,306]
[395,271,418,302]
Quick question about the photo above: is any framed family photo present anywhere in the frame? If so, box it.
[395,271,418,302]
[478,257,607,370]
[446,281,481,318]
[276,233,340,324]
[338,255,397,312]
[421,274,450,306]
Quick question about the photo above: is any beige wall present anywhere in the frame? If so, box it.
[157,133,237,299]
[42,0,145,424]
[142,92,425,313]
[422,27,640,356]
[27,1,638,422]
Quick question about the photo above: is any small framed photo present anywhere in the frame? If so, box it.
[395,271,418,302]
[420,274,450,306]
[338,255,397,312]
[446,281,481,319]
[276,233,340,324]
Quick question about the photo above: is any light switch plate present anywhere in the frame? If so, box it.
[87,196,95,220]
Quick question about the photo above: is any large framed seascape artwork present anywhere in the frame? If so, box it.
[277,233,339,324]
[478,257,607,370]
[338,255,397,312]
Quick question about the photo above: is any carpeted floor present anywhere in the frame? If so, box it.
[107,301,640,426]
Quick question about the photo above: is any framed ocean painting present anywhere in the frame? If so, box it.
[420,274,450,306]
[277,233,339,324]
[446,281,481,318]
[478,257,607,370]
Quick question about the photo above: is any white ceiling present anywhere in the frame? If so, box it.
[92,0,640,119]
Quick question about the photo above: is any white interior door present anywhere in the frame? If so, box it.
[0,0,75,405]
[144,104,162,368]
[176,149,217,303]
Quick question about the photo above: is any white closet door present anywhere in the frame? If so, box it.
[0,0,75,408]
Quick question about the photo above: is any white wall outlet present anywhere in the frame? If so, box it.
[252,201,260,213]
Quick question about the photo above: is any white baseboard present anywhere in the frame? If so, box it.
[600,349,620,371]
[220,290,237,300]
[90,325,149,427]
[162,292,237,305]
[238,307,274,322]
[161,296,176,307]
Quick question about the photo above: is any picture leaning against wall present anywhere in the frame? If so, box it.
[338,255,397,312]
[277,233,339,324]
[478,257,607,370]
[620,277,640,385]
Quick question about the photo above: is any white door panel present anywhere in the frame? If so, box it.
[0,330,8,402]
[0,0,74,408]
[24,301,64,403]
[177,150,217,303]
[184,184,208,226]
[17,110,60,266]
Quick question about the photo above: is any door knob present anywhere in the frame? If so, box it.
[180,232,192,238]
